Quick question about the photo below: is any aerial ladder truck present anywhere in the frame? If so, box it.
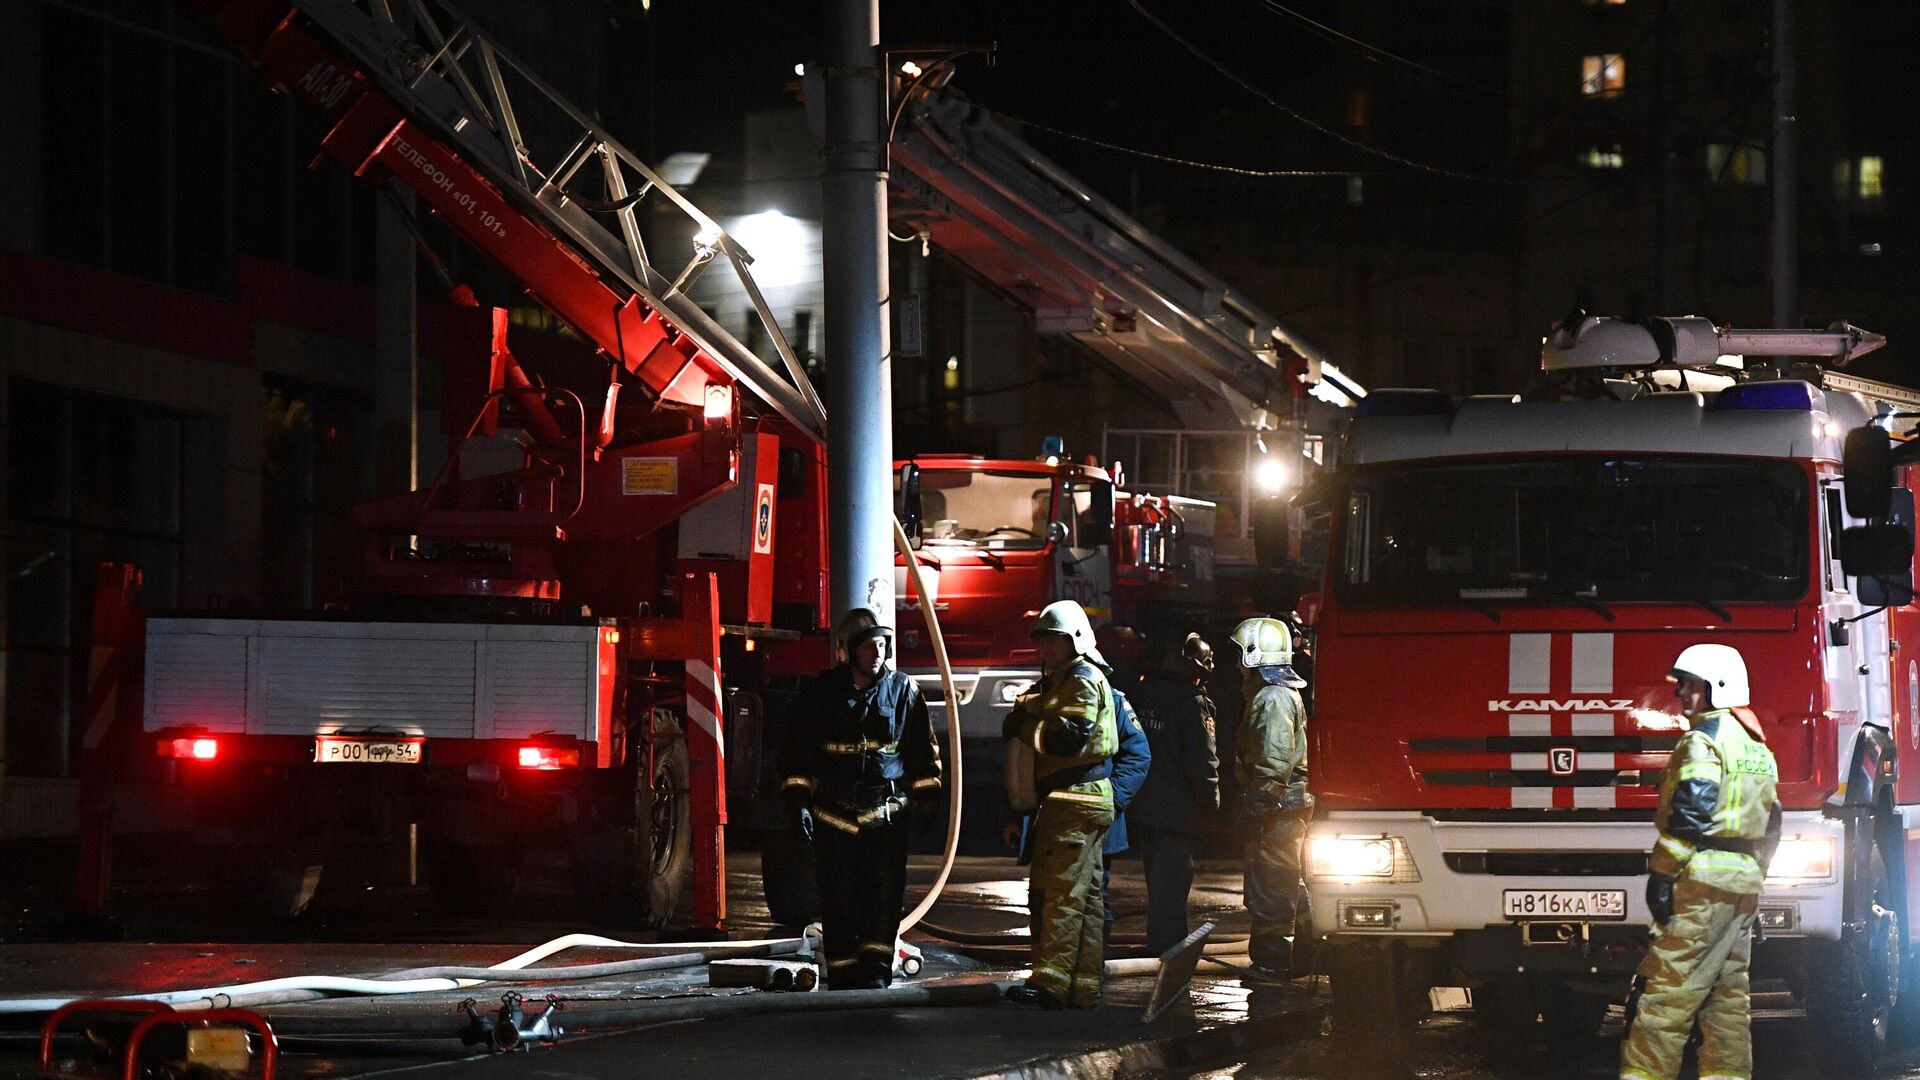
[83,0,833,928]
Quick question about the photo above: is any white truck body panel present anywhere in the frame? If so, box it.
[1309,810,1847,941]
[143,618,605,742]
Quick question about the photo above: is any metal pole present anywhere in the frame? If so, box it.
[1770,0,1798,327]
[375,188,420,494]
[822,0,895,621]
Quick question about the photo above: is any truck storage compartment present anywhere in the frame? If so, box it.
[143,618,608,743]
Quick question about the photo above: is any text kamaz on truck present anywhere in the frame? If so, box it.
[1300,315,1920,1071]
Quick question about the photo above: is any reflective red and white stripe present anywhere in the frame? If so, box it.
[1504,633,1643,810]
[685,658,725,759]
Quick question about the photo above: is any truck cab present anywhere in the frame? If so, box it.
[1303,316,1920,1069]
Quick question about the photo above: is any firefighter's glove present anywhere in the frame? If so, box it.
[784,789,814,840]
[1001,708,1028,743]
[1646,872,1676,925]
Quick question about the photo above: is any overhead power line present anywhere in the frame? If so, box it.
[1253,0,1506,103]
[986,107,1369,178]
[1125,0,1510,184]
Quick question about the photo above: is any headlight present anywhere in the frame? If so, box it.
[1306,835,1419,883]
[996,680,1029,704]
[1765,836,1837,884]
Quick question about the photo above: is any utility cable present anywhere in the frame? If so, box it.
[1126,0,1510,184]
[1252,0,1505,103]
[984,107,1368,178]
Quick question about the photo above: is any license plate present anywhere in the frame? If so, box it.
[315,736,423,764]
[1502,889,1626,920]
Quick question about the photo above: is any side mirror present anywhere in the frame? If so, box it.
[1080,482,1114,547]
[896,462,922,540]
[1844,488,1915,605]
[1844,426,1894,520]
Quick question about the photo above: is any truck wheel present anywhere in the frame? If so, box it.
[759,826,820,927]
[1539,986,1608,1041]
[1807,846,1900,1073]
[572,720,694,927]
[422,839,521,914]
[1471,982,1536,1057]
[1329,942,1413,1066]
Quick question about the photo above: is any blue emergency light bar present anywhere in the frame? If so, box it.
[1711,381,1818,411]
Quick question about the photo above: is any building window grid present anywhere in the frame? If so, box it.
[1581,53,1627,98]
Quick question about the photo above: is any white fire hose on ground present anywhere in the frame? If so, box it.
[1,518,1191,1020]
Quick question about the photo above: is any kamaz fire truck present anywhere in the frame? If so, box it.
[1302,314,1920,1069]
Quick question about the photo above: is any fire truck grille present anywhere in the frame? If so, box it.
[1410,735,1678,787]
[1442,851,1649,876]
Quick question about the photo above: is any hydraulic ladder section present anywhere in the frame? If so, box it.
[191,0,825,441]
[888,81,1365,430]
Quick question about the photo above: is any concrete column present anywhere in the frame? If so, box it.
[821,0,894,620]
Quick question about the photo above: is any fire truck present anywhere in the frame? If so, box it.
[85,0,835,928]
[1302,314,1920,1069]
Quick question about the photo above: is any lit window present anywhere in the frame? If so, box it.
[1582,145,1625,169]
[1585,0,1628,5]
[1705,144,1766,185]
[1581,54,1626,97]
[1858,156,1884,200]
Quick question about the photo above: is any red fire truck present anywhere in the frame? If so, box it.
[1303,315,1920,1069]
[82,0,834,928]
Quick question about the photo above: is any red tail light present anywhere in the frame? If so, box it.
[517,744,580,770]
[158,737,220,761]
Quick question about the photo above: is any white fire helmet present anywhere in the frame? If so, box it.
[1229,617,1295,669]
[1029,600,1107,667]
[836,607,893,663]
[1668,643,1750,709]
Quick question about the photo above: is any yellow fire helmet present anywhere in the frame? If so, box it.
[1233,616,1302,667]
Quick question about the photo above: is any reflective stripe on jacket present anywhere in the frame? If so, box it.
[1650,707,1780,893]
[1009,659,1118,807]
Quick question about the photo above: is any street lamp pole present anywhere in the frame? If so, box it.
[821,0,895,623]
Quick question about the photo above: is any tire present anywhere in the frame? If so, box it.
[759,826,820,927]
[571,717,694,928]
[1539,986,1608,1042]
[1807,843,1900,1074]
[422,839,521,914]
[203,801,331,923]
[1472,982,1537,1058]
[1329,942,1413,1065]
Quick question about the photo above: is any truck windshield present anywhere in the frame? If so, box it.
[916,470,1055,550]
[1337,456,1809,606]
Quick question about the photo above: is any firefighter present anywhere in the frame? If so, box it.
[1620,644,1782,1080]
[1003,600,1120,1008]
[1127,632,1222,954]
[780,608,942,990]
[1231,616,1312,980]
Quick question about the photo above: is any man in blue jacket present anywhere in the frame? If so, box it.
[1127,633,1222,954]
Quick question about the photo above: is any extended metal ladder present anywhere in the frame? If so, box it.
[889,80,1365,430]
[196,0,825,440]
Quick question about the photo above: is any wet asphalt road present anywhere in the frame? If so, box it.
[1160,997,1920,1079]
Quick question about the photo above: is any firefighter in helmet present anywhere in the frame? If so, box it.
[1230,616,1312,979]
[780,608,942,989]
[1620,644,1781,1080]
[1003,599,1120,1008]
